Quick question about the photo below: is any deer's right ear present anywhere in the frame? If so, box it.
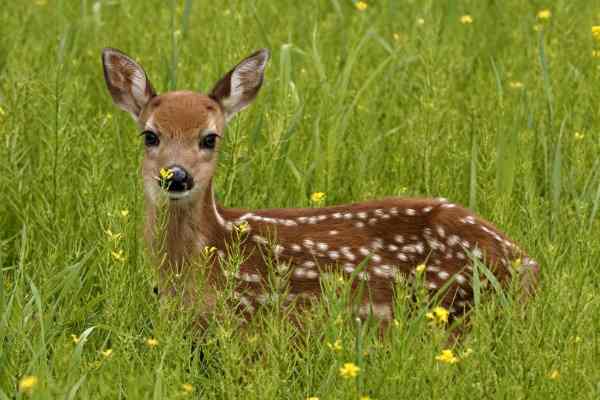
[102,48,156,120]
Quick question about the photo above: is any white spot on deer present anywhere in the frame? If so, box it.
[328,251,340,260]
[472,248,483,259]
[462,216,476,225]
[438,271,450,280]
[461,240,471,249]
[436,225,446,238]
[368,218,377,225]
[343,212,353,219]
[371,238,384,250]
[332,212,342,219]
[441,203,456,209]
[414,242,425,254]
[343,263,355,273]
[240,272,261,283]
[217,250,225,259]
[458,288,468,298]
[293,268,307,279]
[252,235,268,245]
[402,244,417,254]
[317,242,329,251]
[329,230,339,236]
[303,239,314,248]
[291,244,301,252]
[283,219,298,226]
[381,214,391,220]
[357,271,370,281]
[355,222,365,228]
[426,281,438,290]
[357,212,368,219]
[447,235,460,247]
[239,295,255,312]
[389,207,399,216]
[388,244,398,251]
[273,245,284,255]
[372,266,390,278]
[306,270,319,279]
[308,216,319,224]
[317,215,327,221]
[371,254,382,263]
[405,208,416,216]
[255,293,268,305]
[374,209,385,217]
[445,252,454,259]
[426,265,440,273]
[455,274,467,285]
[341,247,356,261]
[359,247,370,256]
[394,235,404,243]
[456,252,466,260]
[302,261,316,268]
[422,206,433,213]
[297,216,308,223]
[397,253,408,262]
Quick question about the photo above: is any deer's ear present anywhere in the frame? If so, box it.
[102,48,156,120]
[209,49,269,122]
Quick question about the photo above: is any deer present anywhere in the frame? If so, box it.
[101,47,540,331]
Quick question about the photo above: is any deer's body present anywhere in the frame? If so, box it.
[102,48,539,327]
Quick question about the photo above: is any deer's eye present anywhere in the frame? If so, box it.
[142,131,160,147]
[200,133,218,150]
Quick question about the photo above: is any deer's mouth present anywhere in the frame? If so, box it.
[166,190,192,201]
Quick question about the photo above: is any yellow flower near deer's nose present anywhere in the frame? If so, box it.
[159,167,174,180]
[426,306,449,324]
[310,192,326,204]
[235,221,250,233]
[355,1,367,11]
[415,263,426,274]
[339,362,360,378]
[537,9,551,20]
[460,15,473,24]
[435,349,459,364]
[18,375,38,394]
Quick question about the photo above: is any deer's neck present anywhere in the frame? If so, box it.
[145,180,228,269]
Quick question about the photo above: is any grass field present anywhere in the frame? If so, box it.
[1,0,600,398]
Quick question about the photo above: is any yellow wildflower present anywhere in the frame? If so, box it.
[548,369,560,380]
[0,106,5,117]
[509,81,524,89]
[181,383,194,394]
[593,26,600,40]
[393,319,401,328]
[18,375,38,394]
[105,229,123,241]
[306,397,320,400]
[159,167,174,180]
[145,337,159,348]
[426,306,449,324]
[415,263,426,274]
[71,334,81,344]
[111,249,126,263]
[235,221,250,233]
[460,15,473,25]
[593,50,600,58]
[573,336,582,343]
[120,209,129,218]
[416,18,425,26]
[327,339,343,352]
[435,349,459,364]
[393,32,401,42]
[310,192,326,204]
[202,246,217,257]
[355,1,367,11]
[574,132,585,141]
[511,258,522,271]
[360,396,372,400]
[339,362,360,378]
[537,9,551,20]
[100,349,113,358]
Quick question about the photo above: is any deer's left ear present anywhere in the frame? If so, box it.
[102,48,156,121]
[209,49,269,122]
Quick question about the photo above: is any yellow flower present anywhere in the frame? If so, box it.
[435,349,459,364]
[111,249,126,263]
[355,1,367,11]
[159,167,174,180]
[537,9,551,20]
[511,258,522,271]
[393,32,401,42]
[120,209,129,218]
[574,132,585,141]
[105,229,123,241]
[460,15,473,24]
[71,334,81,344]
[415,263,426,274]
[416,18,425,26]
[100,349,113,358]
[593,26,600,40]
[202,246,217,257]
[145,337,159,348]
[327,339,343,352]
[593,50,600,58]
[393,319,401,328]
[573,336,582,343]
[181,383,194,394]
[234,221,250,233]
[426,306,449,324]
[306,397,320,400]
[339,362,360,378]
[310,192,326,204]
[0,106,5,117]
[18,375,38,394]
[548,369,560,380]
[360,396,372,400]
[509,81,524,89]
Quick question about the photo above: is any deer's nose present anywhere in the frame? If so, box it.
[160,165,194,192]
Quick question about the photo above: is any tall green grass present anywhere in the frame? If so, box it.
[1,1,600,398]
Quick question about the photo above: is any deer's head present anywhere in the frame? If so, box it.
[102,48,269,205]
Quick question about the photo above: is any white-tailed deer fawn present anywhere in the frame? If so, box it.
[102,47,539,327]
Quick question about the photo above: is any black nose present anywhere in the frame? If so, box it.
[160,165,194,192]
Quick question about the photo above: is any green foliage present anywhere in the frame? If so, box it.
[1,0,599,398]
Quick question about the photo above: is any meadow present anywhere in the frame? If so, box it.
[1,0,600,398]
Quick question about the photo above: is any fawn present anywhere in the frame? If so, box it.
[102,47,539,328]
